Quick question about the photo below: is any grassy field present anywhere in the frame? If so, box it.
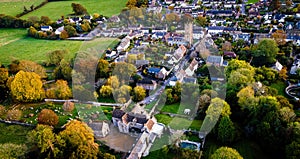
[0,28,117,66]
[0,123,33,144]
[247,0,259,4]
[0,0,44,16]
[270,80,287,97]
[154,114,202,130]
[22,0,128,20]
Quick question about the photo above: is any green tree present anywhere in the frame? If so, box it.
[286,141,300,159]
[46,50,68,66]
[237,86,258,111]
[133,86,146,102]
[71,3,87,15]
[53,59,72,81]
[37,109,59,126]
[228,68,255,89]
[111,62,136,85]
[206,98,231,121]
[11,71,44,102]
[279,107,296,123]
[0,143,27,159]
[225,59,254,77]
[64,25,77,37]
[211,147,243,159]
[58,120,98,159]
[252,39,279,66]
[217,116,236,144]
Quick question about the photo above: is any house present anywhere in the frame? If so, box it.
[223,51,236,58]
[206,55,223,66]
[112,109,126,127]
[207,26,224,34]
[193,27,205,40]
[136,79,157,90]
[87,121,110,138]
[41,26,53,32]
[157,67,169,80]
[185,58,198,76]
[102,30,113,37]
[117,37,131,52]
[168,45,187,65]
[135,60,149,68]
[108,15,120,23]
[106,50,118,60]
[55,26,64,35]
[271,61,283,72]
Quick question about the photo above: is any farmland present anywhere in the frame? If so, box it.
[22,0,128,20]
[0,28,118,66]
[0,0,44,16]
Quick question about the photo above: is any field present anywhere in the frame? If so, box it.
[22,0,128,20]
[0,123,33,144]
[0,28,118,66]
[247,0,259,4]
[270,81,287,97]
[0,0,44,16]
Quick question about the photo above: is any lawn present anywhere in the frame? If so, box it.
[154,114,202,130]
[270,80,287,97]
[0,29,117,66]
[0,0,44,16]
[0,123,33,144]
[247,0,259,4]
[22,0,128,20]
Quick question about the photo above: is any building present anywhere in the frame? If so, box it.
[41,26,53,32]
[117,37,131,52]
[168,45,187,65]
[136,79,157,91]
[206,55,224,66]
[87,121,110,138]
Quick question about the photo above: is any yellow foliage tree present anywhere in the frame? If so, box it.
[46,80,72,99]
[11,71,45,102]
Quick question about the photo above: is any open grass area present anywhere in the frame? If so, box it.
[77,104,113,121]
[154,114,202,130]
[22,0,128,20]
[0,29,117,66]
[0,0,44,16]
[203,136,271,159]
[270,80,287,97]
[247,0,259,4]
[0,123,33,144]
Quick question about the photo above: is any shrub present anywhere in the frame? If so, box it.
[63,101,75,112]
[0,105,6,117]
[6,109,22,121]
[37,109,59,126]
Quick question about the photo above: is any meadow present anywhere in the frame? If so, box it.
[22,0,128,20]
[0,0,44,16]
[247,0,259,4]
[0,28,118,66]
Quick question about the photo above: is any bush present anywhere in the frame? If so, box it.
[37,109,59,126]
[63,101,75,112]
[6,109,22,121]
[0,105,6,117]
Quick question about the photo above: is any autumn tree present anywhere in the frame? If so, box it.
[107,76,120,89]
[53,59,72,81]
[99,85,113,98]
[62,101,75,112]
[111,62,136,85]
[37,109,59,126]
[272,29,287,46]
[0,68,9,100]
[228,68,255,89]
[113,85,132,103]
[9,60,47,78]
[0,143,27,159]
[195,15,207,27]
[279,67,288,80]
[71,3,87,15]
[222,41,232,51]
[96,59,109,78]
[59,30,69,39]
[27,124,62,158]
[46,50,68,66]
[6,109,22,121]
[206,98,231,122]
[217,116,236,144]
[133,86,146,102]
[64,25,77,37]
[237,86,258,111]
[45,80,72,99]
[165,13,180,24]
[225,59,254,77]
[11,71,45,102]
[211,147,243,159]
[40,16,51,25]
[126,0,137,9]
[58,120,99,159]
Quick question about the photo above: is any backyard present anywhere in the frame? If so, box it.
[22,0,128,20]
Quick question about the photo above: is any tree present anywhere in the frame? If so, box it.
[0,68,8,84]
[198,94,211,111]
[40,16,51,25]
[165,13,180,23]
[27,124,62,158]
[206,98,231,122]
[59,30,69,39]
[126,0,137,9]
[62,101,75,112]
[99,85,113,98]
[37,109,59,126]
[0,143,27,159]
[133,86,146,102]
[46,50,68,66]
[211,147,243,159]
[96,59,109,78]
[111,62,136,85]
[11,71,45,102]
[279,67,288,80]
[58,120,98,159]
[71,3,87,15]
[195,15,207,27]
[222,41,232,51]
[45,80,72,99]
[286,0,293,7]
[286,141,300,159]
[225,59,254,77]
[0,68,9,100]
[107,76,120,89]
[237,86,258,111]
[114,85,132,103]
[0,105,5,117]
[64,25,77,37]
[217,116,236,144]
[10,60,47,78]
[279,107,296,123]
[53,59,72,81]
[272,29,287,46]
[6,109,22,121]
[228,68,255,89]
[252,39,279,65]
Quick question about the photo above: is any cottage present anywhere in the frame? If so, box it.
[271,61,283,72]
[117,37,131,52]
[88,121,110,138]
[185,58,198,76]
[168,45,187,64]
[41,26,53,32]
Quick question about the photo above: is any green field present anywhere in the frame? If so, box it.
[270,80,287,97]
[22,0,128,20]
[0,123,33,144]
[0,0,44,16]
[0,29,118,65]
[247,0,259,4]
